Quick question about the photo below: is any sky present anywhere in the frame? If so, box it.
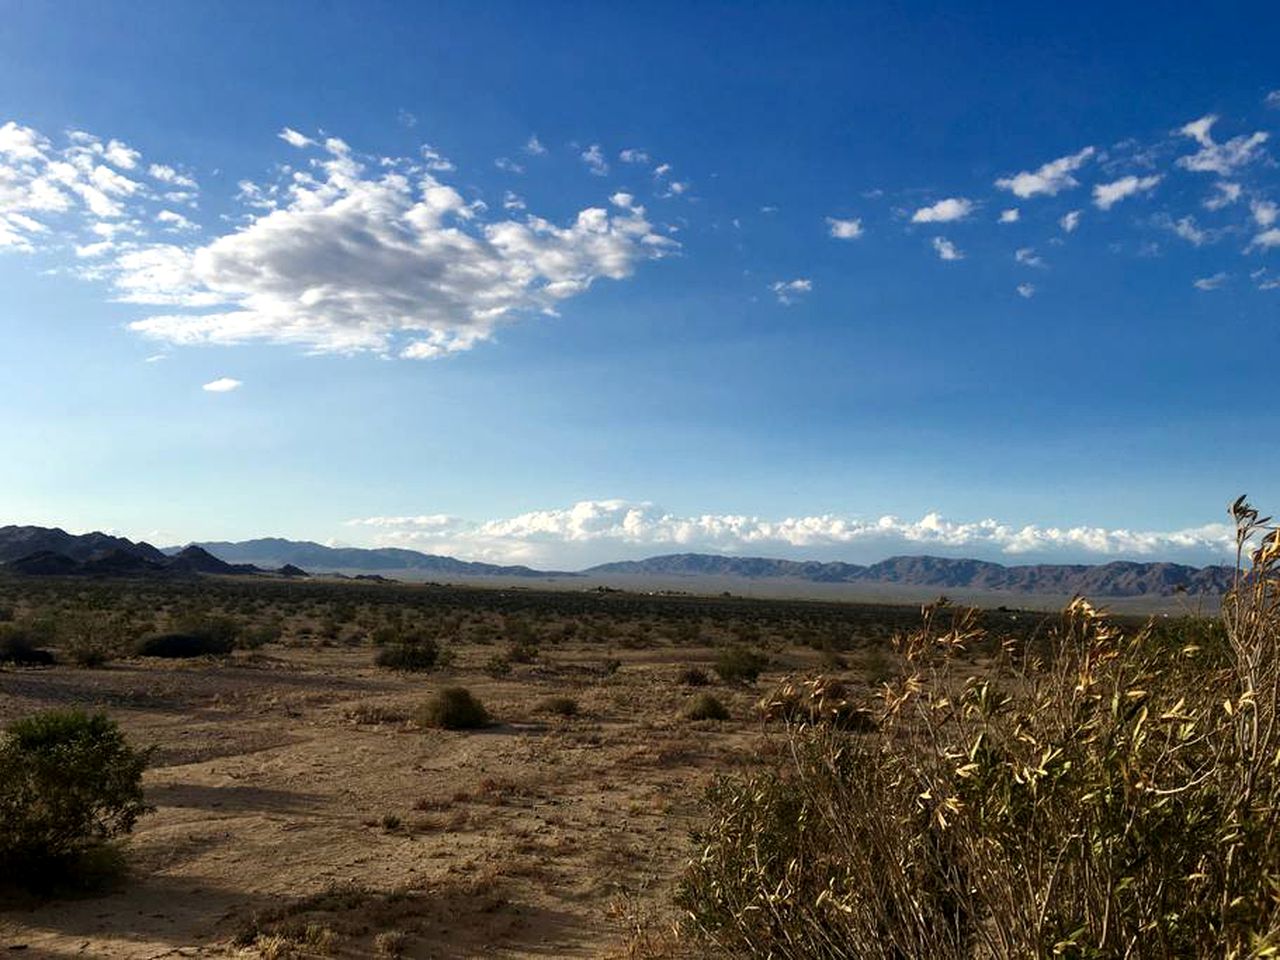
[1,0,1278,569]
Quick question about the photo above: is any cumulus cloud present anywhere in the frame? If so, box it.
[1194,272,1227,291]
[998,208,1019,223]
[1093,174,1161,210]
[619,148,650,164]
[770,278,812,304]
[201,377,242,392]
[1016,282,1036,298]
[523,135,547,156]
[346,498,1238,567]
[931,236,963,261]
[419,144,455,173]
[118,134,675,358]
[825,216,863,239]
[1176,115,1269,176]
[278,127,314,149]
[1162,214,1210,246]
[1060,210,1081,233]
[1253,199,1278,228]
[911,197,973,223]
[1015,247,1045,268]
[1249,228,1280,251]
[493,157,524,174]
[995,146,1095,198]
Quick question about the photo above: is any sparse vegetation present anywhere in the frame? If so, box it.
[375,637,440,672]
[678,497,1280,958]
[536,695,579,718]
[712,646,767,685]
[134,631,234,658]
[0,625,55,666]
[416,686,491,730]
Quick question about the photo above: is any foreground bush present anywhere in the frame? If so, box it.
[0,710,151,882]
[678,498,1280,958]
[134,632,234,658]
[375,638,439,672]
[686,693,729,721]
[416,687,490,730]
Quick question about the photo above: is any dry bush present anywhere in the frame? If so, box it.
[678,498,1280,959]
[536,695,579,718]
[713,646,768,685]
[687,693,730,721]
[416,687,490,730]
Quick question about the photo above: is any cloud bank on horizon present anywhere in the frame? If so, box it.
[2,94,1278,364]
[344,499,1238,568]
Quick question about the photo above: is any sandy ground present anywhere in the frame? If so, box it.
[0,644,775,958]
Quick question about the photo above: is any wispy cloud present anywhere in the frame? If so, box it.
[1193,272,1227,291]
[1015,247,1045,268]
[995,146,1095,198]
[202,377,242,393]
[580,144,608,176]
[1176,115,1269,176]
[1016,282,1036,298]
[1060,210,1082,233]
[523,135,547,156]
[770,278,812,304]
[1093,174,1161,210]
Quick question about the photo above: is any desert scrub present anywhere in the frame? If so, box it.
[0,625,55,666]
[678,666,711,686]
[375,637,439,672]
[0,710,151,885]
[686,693,730,721]
[536,695,579,718]
[677,497,1280,959]
[134,631,234,658]
[416,687,490,730]
[713,646,767,685]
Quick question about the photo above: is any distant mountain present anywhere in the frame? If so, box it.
[585,553,1236,597]
[171,538,574,579]
[0,525,168,565]
[0,526,276,579]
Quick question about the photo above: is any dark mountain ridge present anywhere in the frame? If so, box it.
[587,553,1236,597]
[0,525,1237,596]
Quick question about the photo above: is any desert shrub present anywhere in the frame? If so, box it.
[375,930,408,956]
[483,653,512,678]
[713,646,767,685]
[416,687,490,730]
[505,639,539,664]
[66,637,110,667]
[375,638,439,672]
[678,666,710,686]
[686,693,730,721]
[0,710,151,882]
[134,631,234,658]
[237,619,284,650]
[0,625,55,666]
[172,612,241,647]
[601,657,622,676]
[757,675,876,732]
[677,498,1280,959]
[536,695,579,718]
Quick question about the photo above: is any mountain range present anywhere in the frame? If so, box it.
[0,525,1237,597]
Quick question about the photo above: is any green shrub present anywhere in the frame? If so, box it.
[416,687,490,730]
[375,638,439,672]
[536,695,579,718]
[686,693,729,721]
[0,626,55,666]
[134,632,234,658]
[0,710,151,882]
[713,646,767,685]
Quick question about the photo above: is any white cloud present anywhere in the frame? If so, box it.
[202,377,242,392]
[911,197,973,223]
[770,278,812,304]
[523,135,547,156]
[1015,247,1045,268]
[494,157,524,174]
[1252,199,1278,228]
[1194,272,1227,291]
[1060,210,1081,233]
[931,236,963,261]
[346,498,1237,567]
[998,208,1019,223]
[1016,282,1035,298]
[1176,115,1269,176]
[148,163,197,189]
[825,216,863,239]
[619,148,650,164]
[103,140,140,170]
[581,144,608,176]
[278,127,314,149]
[1093,174,1162,210]
[1204,181,1242,211]
[419,144,455,173]
[0,120,48,161]
[1267,90,1280,109]
[155,209,197,232]
[653,163,672,179]
[502,190,526,211]
[1249,228,1280,251]
[1164,215,1209,246]
[995,146,1095,198]
[120,134,676,358]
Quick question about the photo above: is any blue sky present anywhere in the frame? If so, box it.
[1,1,1278,567]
